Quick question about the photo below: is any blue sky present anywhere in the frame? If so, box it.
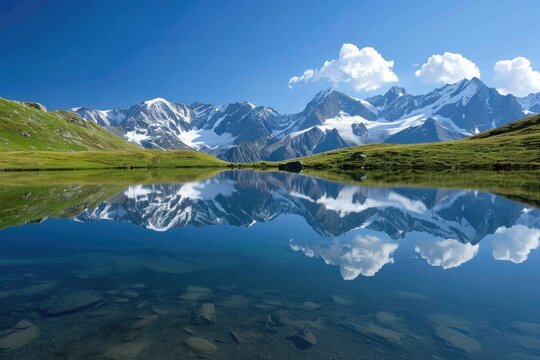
[1,0,539,113]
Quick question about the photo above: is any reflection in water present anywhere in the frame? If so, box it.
[488,225,540,263]
[0,170,539,359]
[415,239,479,269]
[64,170,540,274]
[290,233,398,279]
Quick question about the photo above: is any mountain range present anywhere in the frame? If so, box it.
[72,78,539,162]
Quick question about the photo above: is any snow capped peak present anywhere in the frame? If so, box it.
[312,88,345,102]
[143,97,170,106]
[386,86,407,97]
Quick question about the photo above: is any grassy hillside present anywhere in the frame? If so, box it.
[0,97,138,151]
[293,114,540,170]
[0,149,226,171]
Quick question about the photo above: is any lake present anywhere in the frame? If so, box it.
[0,169,539,359]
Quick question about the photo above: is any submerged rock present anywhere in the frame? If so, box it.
[220,294,250,308]
[0,320,40,351]
[344,322,403,346]
[184,336,217,355]
[510,321,540,335]
[229,331,241,344]
[180,286,213,302]
[375,311,402,328]
[288,328,317,349]
[0,281,56,298]
[130,283,147,289]
[510,333,540,351]
[38,290,102,317]
[394,291,428,301]
[435,326,481,354]
[150,307,170,316]
[428,313,471,332]
[302,301,320,311]
[104,342,146,360]
[182,326,195,335]
[192,303,216,324]
[130,314,158,329]
[122,291,139,299]
[331,295,353,305]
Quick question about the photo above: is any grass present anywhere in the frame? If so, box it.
[0,97,138,151]
[0,168,224,186]
[0,149,227,171]
[293,115,540,171]
[1,96,539,172]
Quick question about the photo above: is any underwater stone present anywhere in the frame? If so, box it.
[288,328,317,349]
[434,326,481,354]
[184,336,217,354]
[192,303,216,324]
[302,301,320,310]
[38,290,102,317]
[0,320,40,351]
[104,342,146,360]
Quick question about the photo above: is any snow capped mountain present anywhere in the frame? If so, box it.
[517,92,540,113]
[72,78,527,161]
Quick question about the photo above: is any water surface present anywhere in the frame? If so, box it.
[0,170,539,359]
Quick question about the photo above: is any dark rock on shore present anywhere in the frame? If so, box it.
[278,161,303,173]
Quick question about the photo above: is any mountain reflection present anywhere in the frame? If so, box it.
[68,170,540,278]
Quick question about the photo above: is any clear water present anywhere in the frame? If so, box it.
[0,170,539,359]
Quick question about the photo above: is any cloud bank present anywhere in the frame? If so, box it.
[493,57,540,97]
[415,52,480,84]
[288,43,399,91]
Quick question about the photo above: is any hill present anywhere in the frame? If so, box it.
[286,114,540,170]
[0,98,139,151]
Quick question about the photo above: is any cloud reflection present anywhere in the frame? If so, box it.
[415,239,479,269]
[290,234,398,280]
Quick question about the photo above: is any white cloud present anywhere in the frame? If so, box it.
[415,52,480,84]
[488,225,540,264]
[290,233,398,280]
[493,57,540,97]
[288,43,399,91]
[415,239,479,269]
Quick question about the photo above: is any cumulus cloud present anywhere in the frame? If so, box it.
[493,57,540,97]
[415,239,479,269]
[290,233,398,280]
[488,225,540,264]
[415,52,480,84]
[288,43,399,91]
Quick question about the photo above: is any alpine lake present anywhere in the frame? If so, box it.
[0,168,539,359]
